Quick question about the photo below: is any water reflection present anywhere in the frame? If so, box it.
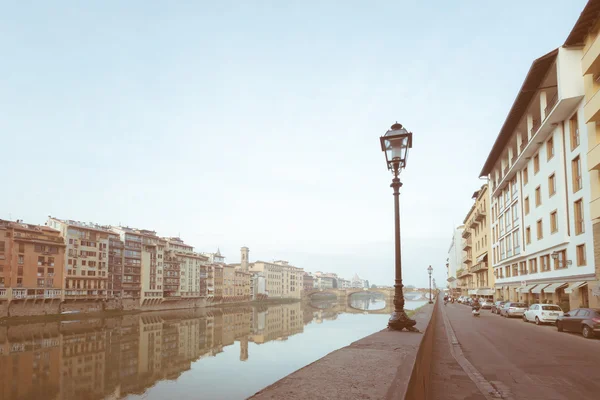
[349,292,386,311]
[0,299,423,400]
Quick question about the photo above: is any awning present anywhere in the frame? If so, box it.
[530,284,549,294]
[518,284,537,293]
[476,253,488,263]
[478,289,495,296]
[542,282,567,293]
[468,289,478,295]
[564,281,587,294]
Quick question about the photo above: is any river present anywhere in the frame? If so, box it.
[0,295,428,400]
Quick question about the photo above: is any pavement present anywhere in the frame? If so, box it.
[431,302,600,400]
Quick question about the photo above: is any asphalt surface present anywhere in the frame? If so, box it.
[437,302,600,400]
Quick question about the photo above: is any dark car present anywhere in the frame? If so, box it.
[492,301,506,314]
[556,308,600,339]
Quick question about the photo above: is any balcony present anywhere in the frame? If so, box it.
[456,269,471,279]
[491,48,584,199]
[469,218,478,229]
[461,229,471,239]
[475,210,486,222]
[462,253,472,264]
[471,262,488,273]
[463,238,472,250]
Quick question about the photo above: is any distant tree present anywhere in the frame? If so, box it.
[370,284,377,289]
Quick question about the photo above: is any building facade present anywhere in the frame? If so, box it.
[0,219,65,301]
[447,225,464,296]
[302,272,314,291]
[564,0,600,307]
[459,186,493,298]
[249,260,303,299]
[480,46,596,310]
[48,218,110,300]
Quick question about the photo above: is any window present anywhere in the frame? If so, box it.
[536,219,543,240]
[529,258,538,273]
[550,211,558,233]
[18,255,24,264]
[499,218,504,235]
[512,263,519,277]
[576,244,586,266]
[520,261,528,275]
[535,186,541,207]
[526,227,531,244]
[505,211,511,231]
[523,167,529,185]
[541,255,550,271]
[570,113,580,150]
[18,243,24,253]
[548,173,556,196]
[511,177,518,199]
[506,236,513,257]
[546,137,554,160]
[512,203,519,225]
[554,249,567,269]
[524,197,530,215]
[513,230,520,255]
[572,156,582,192]
[574,199,584,235]
[505,265,511,278]
[533,153,540,174]
[0,241,4,252]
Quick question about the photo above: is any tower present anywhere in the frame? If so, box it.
[241,247,249,272]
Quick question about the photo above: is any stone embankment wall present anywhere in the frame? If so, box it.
[0,296,269,319]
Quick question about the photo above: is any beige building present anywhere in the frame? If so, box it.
[458,185,493,298]
[564,0,600,307]
[48,217,110,299]
[223,265,236,300]
[165,237,208,299]
[249,260,303,299]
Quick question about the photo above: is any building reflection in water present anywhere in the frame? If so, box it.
[0,301,351,400]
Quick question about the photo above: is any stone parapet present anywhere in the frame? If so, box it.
[249,301,437,400]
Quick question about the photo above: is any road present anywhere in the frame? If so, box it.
[435,302,600,399]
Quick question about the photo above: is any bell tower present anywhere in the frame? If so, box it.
[241,247,249,272]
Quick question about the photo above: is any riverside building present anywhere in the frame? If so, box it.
[479,46,596,310]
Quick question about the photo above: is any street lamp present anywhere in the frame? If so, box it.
[380,122,417,332]
[427,265,433,304]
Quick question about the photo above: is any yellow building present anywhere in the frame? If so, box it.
[459,185,493,299]
[249,260,303,299]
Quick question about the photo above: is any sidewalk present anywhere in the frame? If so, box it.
[429,303,486,400]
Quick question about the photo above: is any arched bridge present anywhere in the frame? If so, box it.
[303,288,429,301]
[304,288,394,299]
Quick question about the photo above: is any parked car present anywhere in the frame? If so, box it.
[480,300,493,310]
[492,301,506,314]
[556,308,600,339]
[457,296,465,304]
[500,302,528,318]
[523,304,563,325]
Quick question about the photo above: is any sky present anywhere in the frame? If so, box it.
[0,0,588,288]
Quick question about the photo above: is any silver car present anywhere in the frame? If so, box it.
[500,302,528,318]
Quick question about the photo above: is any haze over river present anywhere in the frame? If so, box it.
[0,294,427,400]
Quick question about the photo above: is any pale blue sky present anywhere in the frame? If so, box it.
[0,1,587,287]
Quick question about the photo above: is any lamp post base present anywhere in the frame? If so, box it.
[388,311,419,332]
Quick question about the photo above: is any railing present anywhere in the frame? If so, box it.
[471,262,488,272]
[530,118,541,136]
[545,92,558,116]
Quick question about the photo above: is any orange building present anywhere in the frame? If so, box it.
[0,219,66,300]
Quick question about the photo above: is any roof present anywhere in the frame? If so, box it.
[564,0,600,46]
[479,48,559,177]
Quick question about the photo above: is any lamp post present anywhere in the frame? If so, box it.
[380,122,417,332]
[427,265,433,304]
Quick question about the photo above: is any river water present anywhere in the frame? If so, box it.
[0,295,427,400]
